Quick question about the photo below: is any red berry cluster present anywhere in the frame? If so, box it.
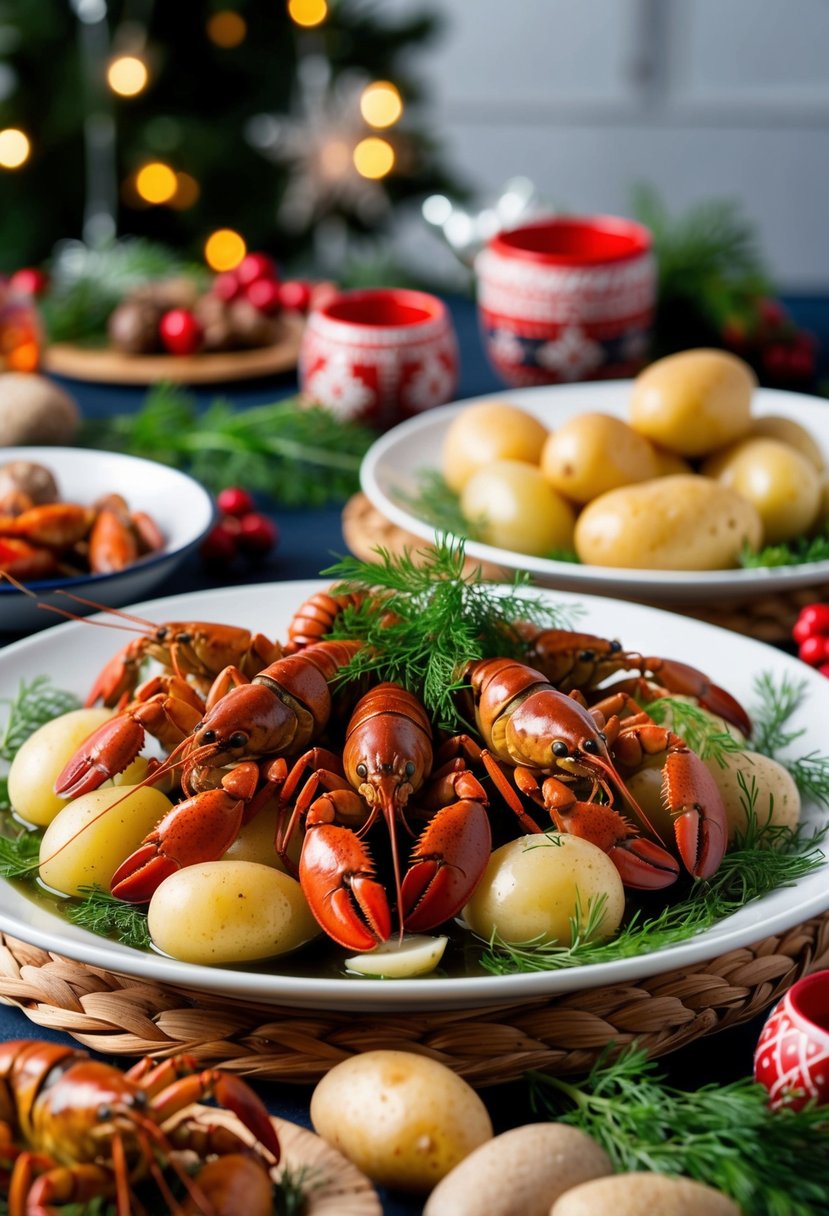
[212,253,313,319]
[792,603,829,674]
[7,267,49,297]
[722,296,818,388]
[199,487,279,566]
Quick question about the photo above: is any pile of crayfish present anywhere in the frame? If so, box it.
[0,1039,280,1215]
[46,585,750,955]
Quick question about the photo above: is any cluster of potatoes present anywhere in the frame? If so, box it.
[310,1048,741,1214]
[442,348,827,569]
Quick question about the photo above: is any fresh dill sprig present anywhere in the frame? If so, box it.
[275,1163,320,1215]
[69,887,152,950]
[480,819,823,975]
[739,520,829,568]
[83,383,377,506]
[750,671,829,806]
[0,676,81,762]
[646,695,747,764]
[0,828,41,879]
[397,468,482,541]
[322,539,581,729]
[529,1045,829,1216]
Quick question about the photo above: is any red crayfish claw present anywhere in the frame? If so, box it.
[299,816,392,952]
[663,747,728,880]
[400,799,492,933]
[54,715,146,799]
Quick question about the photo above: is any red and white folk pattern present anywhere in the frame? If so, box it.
[754,984,829,1110]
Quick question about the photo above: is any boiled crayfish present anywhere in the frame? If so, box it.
[0,1039,279,1215]
[275,682,492,950]
[450,656,728,888]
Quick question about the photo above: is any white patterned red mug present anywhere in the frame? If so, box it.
[298,288,459,430]
[754,970,829,1110]
[475,215,656,387]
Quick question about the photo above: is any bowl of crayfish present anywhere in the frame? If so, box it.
[0,446,214,632]
[0,541,827,1015]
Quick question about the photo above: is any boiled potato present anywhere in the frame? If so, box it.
[540,412,658,504]
[222,798,302,871]
[702,437,821,544]
[749,414,825,472]
[310,1049,493,1192]
[574,475,763,570]
[629,349,755,456]
[39,784,173,897]
[550,1172,741,1216]
[424,1123,612,1216]
[703,749,801,842]
[462,833,625,947]
[442,401,548,493]
[460,460,576,556]
[8,707,114,828]
[147,860,319,964]
[650,446,692,477]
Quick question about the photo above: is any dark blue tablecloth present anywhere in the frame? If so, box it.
[1,293,827,1214]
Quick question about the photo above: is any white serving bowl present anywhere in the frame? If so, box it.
[0,446,215,633]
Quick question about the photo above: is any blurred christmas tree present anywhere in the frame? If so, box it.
[0,0,463,274]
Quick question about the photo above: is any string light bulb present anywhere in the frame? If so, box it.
[353,136,394,180]
[107,55,149,97]
[360,82,403,129]
[206,11,247,48]
[204,228,246,271]
[287,0,328,28]
[135,162,177,204]
[0,128,30,169]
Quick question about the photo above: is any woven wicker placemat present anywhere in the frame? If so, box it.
[342,493,829,645]
[1,912,826,1087]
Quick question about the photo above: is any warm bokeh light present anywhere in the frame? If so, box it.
[206,10,247,48]
[135,161,177,204]
[318,138,351,180]
[0,128,30,169]
[353,136,394,179]
[170,172,200,210]
[204,228,247,271]
[107,55,149,97]
[360,81,403,129]
[287,0,327,28]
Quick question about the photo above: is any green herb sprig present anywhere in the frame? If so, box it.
[750,671,829,806]
[323,539,581,729]
[69,887,152,951]
[0,828,41,879]
[740,520,829,569]
[529,1045,829,1216]
[0,676,81,762]
[83,383,378,506]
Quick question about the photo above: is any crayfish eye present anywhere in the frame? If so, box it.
[228,731,247,749]
[132,1090,148,1108]
[177,632,192,644]
[200,729,216,744]
[581,738,600,755]
[97,1103,112,1121]
[356,763,368,778]
[552,740,569,758]
[405,761,416,777]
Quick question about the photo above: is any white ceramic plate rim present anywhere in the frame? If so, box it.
[0,446,215,595]
[0,579,826,1012]
[360,382,829,601]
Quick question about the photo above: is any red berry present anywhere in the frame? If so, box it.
[236,512,278,555]
[159,308,202,356]
[798,635,829,666]
[818,662,829,679]
[245,277,283,315]
[216,486,255,517]
[213,271,242,302]
[279,279,313,313]
[199,521,238,563]
[10,267,48,296]
[796,603,829,635]
[758,297,787,330]
[236,252,279,287]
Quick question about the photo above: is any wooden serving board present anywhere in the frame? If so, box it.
[43,310,305,385]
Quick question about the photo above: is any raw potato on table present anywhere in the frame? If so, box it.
[549,1171,741,1216]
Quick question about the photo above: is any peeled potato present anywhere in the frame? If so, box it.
[442,401,548,493]
[540,412,658,504]
[8,707,114,828]
[629,349,755,456]
[148,860,320,965]
[702,437,821,544]
[463,833,625,947]
[574,475,763,570]
[460,459,576,555]
[310,1050,493,1192]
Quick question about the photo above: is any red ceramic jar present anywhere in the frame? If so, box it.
[754,970,829,1110]
[475,215,656,387]
[299,288,459,430]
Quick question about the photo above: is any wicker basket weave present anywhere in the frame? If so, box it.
[342,493,829,645]
[1,912,827,1088]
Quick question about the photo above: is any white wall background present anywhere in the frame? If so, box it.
[387,0,829,289]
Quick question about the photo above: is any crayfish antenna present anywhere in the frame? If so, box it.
[0,570,157,634]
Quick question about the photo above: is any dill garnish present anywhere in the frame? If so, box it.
[646,695,747,763]
[0,828,41,878]
[529,1045,829,1216]
[323,538,581,729]
[750,671,829,806]
[739,519,829,568]
[0,676,81,762]
[69,887,152,950]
